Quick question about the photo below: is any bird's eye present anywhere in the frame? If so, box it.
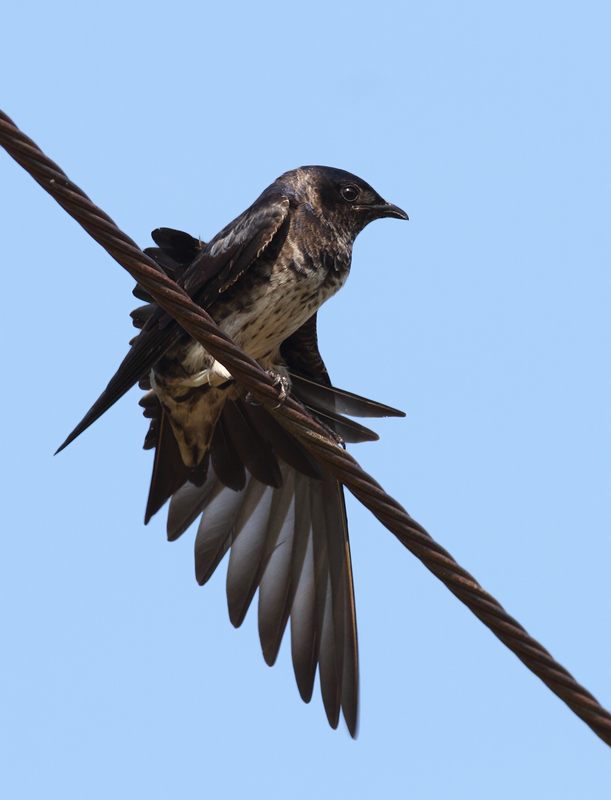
[341,185,360,203]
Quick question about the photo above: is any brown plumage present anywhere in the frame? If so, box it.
[58,166,408,736]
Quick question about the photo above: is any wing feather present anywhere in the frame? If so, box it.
[290,373,405,419]
[305,407,380,444]
[57,193,290,453]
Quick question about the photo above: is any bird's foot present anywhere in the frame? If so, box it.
[266,370,291,408]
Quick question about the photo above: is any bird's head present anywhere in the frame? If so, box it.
[278,165,408,240]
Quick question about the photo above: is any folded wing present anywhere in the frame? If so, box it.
[56,190,290,454]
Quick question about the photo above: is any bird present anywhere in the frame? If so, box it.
[57,165,408,736]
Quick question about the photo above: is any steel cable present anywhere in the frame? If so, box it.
[2,108,610,746]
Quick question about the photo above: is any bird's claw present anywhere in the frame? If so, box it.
[266,370,291,408]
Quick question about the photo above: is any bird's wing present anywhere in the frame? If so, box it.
[56,193,291,453]
[281,311,405,443]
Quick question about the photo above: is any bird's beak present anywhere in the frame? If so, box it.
[357,201,409,220]
[375,201,409,220]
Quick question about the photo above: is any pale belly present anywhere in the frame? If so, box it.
[180,255,348,376]
[151,249,350,467]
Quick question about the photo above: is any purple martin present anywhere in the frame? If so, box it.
[58,166,408,736]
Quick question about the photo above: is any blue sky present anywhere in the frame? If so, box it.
[2,1,610,797]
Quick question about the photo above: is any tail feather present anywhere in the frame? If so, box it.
[144,404,192,524]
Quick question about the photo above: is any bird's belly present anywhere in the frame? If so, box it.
[210,260,346,365]
[221,280,321,360]
[163,250,349,389]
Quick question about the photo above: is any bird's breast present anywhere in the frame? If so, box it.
[209,243,350,361]
[161,235,351,383]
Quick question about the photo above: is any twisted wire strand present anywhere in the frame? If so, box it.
[2,108,610,745]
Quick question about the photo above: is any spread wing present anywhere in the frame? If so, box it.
[56,192,291,453]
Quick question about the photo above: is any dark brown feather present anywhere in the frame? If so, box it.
[244,403,323,480]
[281,312,331,387]
[221,400,283,488]
[304,406,380,443]
[210,415,246,492]
[144,405,191,524]
[150,227,204,265]
[291,373,405,419]
[57,193,291,454]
